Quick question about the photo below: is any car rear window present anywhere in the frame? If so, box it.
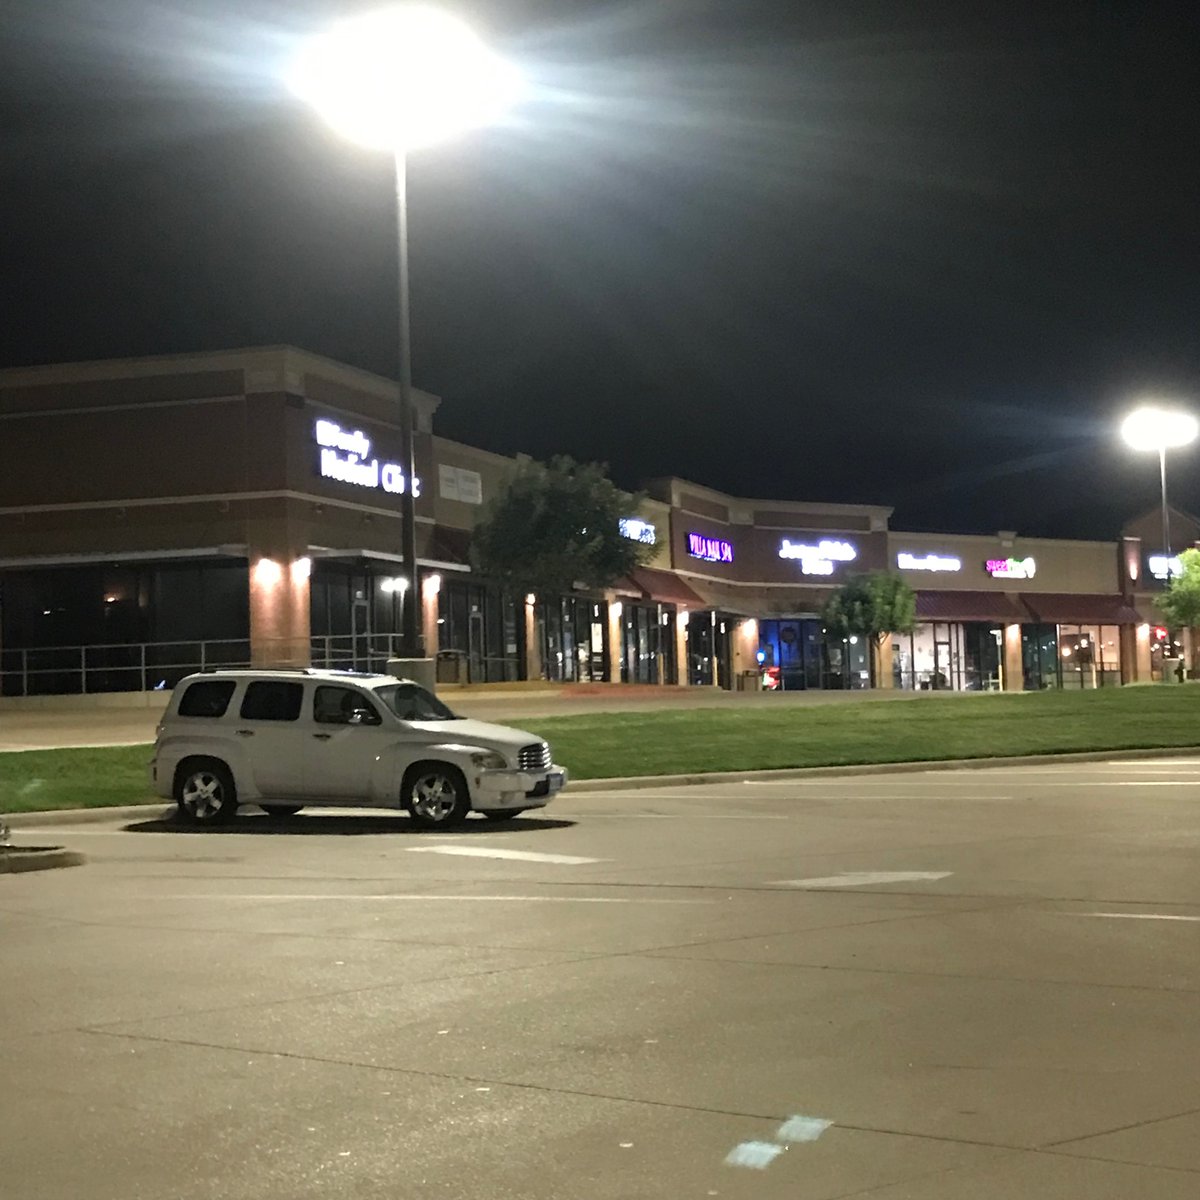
[239,680,304,722]
[177,679,237,719]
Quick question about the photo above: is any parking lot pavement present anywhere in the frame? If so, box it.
[4,760,1200,1198]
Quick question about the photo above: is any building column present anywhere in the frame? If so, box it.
[875,636,895,689]
[1002,623,1023,692]
[421,573,441,660]
[1133,623,1152,682]
[607,599,623,683]
[523,594,541,681]
[676,611,689,686]
[249,553,311,667]
[731,617,759,689]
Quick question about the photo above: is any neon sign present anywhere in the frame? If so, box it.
[315,419,420,497]
[985,556,1036,580]
[1148,555,1183,581]
[779,538,857,576]
[897,552,962,572]
[687,532,734,563]
[619,518,657,545]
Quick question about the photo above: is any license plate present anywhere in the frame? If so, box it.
[547,772,564,793]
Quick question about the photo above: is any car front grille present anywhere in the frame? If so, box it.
[518,742,552,772]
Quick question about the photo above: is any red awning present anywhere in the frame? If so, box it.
[915,590,1027,623]
[626,567,707,608]
[1020,593,1142,624]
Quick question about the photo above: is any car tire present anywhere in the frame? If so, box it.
[405,762,471,830]
[175,759,238,825]
[261,805,303,818]
[481,810,524,822]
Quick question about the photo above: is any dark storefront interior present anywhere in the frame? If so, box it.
[438,578,522,682]
[537,596,607,683]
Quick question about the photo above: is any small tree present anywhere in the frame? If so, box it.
[1156,547,1200,675]
[823,572,918,687]
[471,455,655,599]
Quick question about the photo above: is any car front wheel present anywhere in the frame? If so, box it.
[175,760,237,825]
[405,763,470,830]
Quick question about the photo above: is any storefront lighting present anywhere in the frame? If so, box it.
[1148,554,1183,581]
[678,610,689,627]
[897,552,961,573]
[525,592,536,606]
[423,573,442,595]
[290,556,312,583]
[104,595,117,604]
[618,517,657,544]
[687,532,734,563]
[985,556,1036,580]
[611,601,623,618]
[381,576,409,594]
[253,558,282,586]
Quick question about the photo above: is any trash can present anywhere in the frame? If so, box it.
[1161,657,1183,684]
[436,649,466,684]
[738,669,762,692]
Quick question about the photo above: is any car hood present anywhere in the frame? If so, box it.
[407,718,545,754]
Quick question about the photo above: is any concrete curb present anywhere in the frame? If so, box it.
[0,846,87,873]
[564,745,1200,792]
[7,745,1200,824]
[5,804,174,828]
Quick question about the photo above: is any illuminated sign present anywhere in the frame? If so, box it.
[687,532,734,563]
[315,419,420,497]
[897,552,962,573]
[985,556,1036,580]
[779,538,857,576]
[1148,555,1183,581]
[619,517,657,545]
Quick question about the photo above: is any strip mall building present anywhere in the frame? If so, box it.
[0,347,1186,697]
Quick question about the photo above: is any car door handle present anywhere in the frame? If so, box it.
[312,732,333,740]
[235,729,255,737]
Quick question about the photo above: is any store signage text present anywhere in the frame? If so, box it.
[897,552,962,573]
[620,517,657,544]
[779,538,857,576]
[315,419,420,497]
[985,556,1036,580]
[688,532,734,563]
[1148,554,1183,581]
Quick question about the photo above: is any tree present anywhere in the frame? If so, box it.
[822,572,918,687]
[471,455,655,598]
[1156,547,1200,675]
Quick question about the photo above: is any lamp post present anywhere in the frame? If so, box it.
[291,6,518,661]
[1121,405,1199,573]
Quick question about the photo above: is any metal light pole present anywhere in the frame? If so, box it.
[290,5,520,664]
[393,148,421,657]
[1121,405,1198,574]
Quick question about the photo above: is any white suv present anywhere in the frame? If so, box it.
[150,669,567,829]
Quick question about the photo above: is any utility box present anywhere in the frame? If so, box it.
[435,650,466,685]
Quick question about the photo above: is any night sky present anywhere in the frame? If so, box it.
[3,1,1198,538]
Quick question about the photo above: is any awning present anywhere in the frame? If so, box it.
[1020,593,1142,624]
[624,567,706,608]
[680,576,825,617]
[915,590,1027,623]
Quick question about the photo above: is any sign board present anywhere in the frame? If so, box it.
[687,532,734,563]
[779,538,857,576]
[619,517,657,544]
[985,556,1036,580]
[897,552,962,572]
[438,464,483,505]
[315,418,420,497]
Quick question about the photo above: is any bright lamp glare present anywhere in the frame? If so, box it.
[289,5,521,151]
[1121,405,1199,452]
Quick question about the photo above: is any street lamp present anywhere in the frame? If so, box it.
[290,6,519,661]
[1121,404,1199,572]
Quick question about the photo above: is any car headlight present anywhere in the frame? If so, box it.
[470,751,508,770]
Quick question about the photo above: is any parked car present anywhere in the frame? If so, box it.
[150,668,567,828]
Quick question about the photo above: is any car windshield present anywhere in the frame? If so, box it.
[373,682,459,722]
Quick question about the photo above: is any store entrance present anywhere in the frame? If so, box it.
[687,612,732,688]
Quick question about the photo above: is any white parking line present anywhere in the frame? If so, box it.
[1071,912,1200,922]
[161,893,710,904]
[772,871,953,888]
[407,845,605,865]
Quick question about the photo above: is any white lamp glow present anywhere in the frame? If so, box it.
[289,5,521,151]
[1121,406,1198,452]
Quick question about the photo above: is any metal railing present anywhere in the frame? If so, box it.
[0,639,253,698]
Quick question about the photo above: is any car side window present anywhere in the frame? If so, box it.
[313,685,382,726]
[239,680,304,722]
[178,679,236,718]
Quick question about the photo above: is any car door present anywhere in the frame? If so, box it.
[305,684,392,802]
[234,679,309,797]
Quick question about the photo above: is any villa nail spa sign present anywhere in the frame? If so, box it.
[315,419,421,497]
[687,532,734,563]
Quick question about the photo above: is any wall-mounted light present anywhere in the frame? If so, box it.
[611,601,623,618]
[525,592,537,606]
[291,556,312,583]
[381,576,409,594]
[254,558,282,586]
[423,572,442,596]
[678,609,689,627]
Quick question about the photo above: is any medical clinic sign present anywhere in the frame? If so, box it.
[314,419,421,497]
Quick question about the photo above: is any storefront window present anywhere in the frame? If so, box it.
[438,581,522,682]
[1022,624,1060,690]
[621,603,676,684]
[1058,624,1121,688]
[688,612,732,688]
[893,623,1003,691]
[537,596,608,683]
[758,620,823,689]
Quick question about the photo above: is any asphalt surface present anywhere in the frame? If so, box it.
[3,759,1200,1198]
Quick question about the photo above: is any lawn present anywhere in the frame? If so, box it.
[3,686,1200,814]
